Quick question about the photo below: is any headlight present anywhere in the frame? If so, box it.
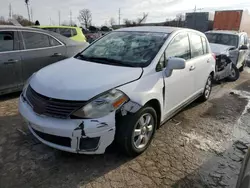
[72,89,128,119]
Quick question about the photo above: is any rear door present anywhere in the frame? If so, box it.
[189,32,211,94]
[20,30,66,81]
[0,30,23,93]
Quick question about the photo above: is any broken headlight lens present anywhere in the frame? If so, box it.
[72,89,128,119]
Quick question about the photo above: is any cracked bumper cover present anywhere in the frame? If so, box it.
[18,97,116,154]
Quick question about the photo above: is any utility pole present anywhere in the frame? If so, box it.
[31,8,33,22]
[9,3,12,19]
[70,10,72,26]
[118,8,121,25]
[58,10,61,25]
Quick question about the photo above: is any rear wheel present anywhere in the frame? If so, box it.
[228,63,239,81]
[199,74,212,102]
[116,106,157,156]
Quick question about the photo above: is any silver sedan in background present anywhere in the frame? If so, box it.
[0,25,89,95]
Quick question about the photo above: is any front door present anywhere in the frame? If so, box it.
[163,32,195,118]
[237,34,248,68]
[0,31,22,93]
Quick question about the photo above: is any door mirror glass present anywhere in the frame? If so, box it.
[239,45,248,50]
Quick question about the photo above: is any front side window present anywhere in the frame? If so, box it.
[77,31,168,67]
[22,32,50,49]
[0,31,14,52]
[190,33,204,58]
[165,33,190,60]
[205,33,238,47]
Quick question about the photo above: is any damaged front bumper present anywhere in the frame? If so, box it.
[18,97,116,154]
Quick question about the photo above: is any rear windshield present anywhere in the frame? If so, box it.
[78,31,168,67]
[205,33,238,47]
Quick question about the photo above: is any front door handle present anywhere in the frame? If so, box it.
[4,59,19,65]
[189,65,196,71]
[51,53,62,57]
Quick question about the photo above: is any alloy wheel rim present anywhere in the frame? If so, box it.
[205,77,212,99]
[231,68,236,78]
[133,113,154,149]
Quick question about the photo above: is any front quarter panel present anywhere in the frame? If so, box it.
[117,71,164,121]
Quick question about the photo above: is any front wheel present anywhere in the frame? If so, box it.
[116,106,157,156]
[227,63,239,81]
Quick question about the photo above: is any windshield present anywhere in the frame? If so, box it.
[205,33,238,47]
[76,31,168,67]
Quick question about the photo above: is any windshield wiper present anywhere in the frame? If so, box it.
[76,55,136,67]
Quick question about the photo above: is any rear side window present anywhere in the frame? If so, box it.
[49,36,61,46]
[165,33,191,60]
[22,32,50,49]
[72,29,77,36]
[59,28,72,38]
[43,28,59,33]
[0,31,14,52]
[189,33,204,58]
[201,37,209,54]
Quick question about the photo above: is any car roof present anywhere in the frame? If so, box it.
[34,25,81,29]
[205,30,241,35]
[116,26,183,34]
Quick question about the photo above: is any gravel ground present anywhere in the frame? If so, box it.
[1,69,250,188]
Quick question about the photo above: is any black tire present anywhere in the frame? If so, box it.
[199,74,212,102]
[227,63,240,81]
[115,106,157,157]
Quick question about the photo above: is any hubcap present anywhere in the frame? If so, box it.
[133,113,154,149]
[205,77,212,99]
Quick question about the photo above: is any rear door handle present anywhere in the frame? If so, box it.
[4,59,19,65]
[51,53,62,57]
[207,59,210,63]
[189,65,196,71]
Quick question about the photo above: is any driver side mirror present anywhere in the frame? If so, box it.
[164,57,186,77]
[239,45,248,50]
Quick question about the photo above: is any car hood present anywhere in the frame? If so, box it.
[210,43,235,55]
[30,58,143,101]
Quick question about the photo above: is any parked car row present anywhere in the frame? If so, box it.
[0,25,89,95]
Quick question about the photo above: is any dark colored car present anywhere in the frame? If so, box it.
[0,25,89,95]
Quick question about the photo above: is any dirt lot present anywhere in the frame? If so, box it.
[1,69,250,188]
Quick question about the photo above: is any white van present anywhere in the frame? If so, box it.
[19,26,215,156]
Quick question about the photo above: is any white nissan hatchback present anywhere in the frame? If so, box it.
[19,26,215,156]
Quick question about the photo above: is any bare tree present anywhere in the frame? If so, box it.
[78,9,92,29]
[124,13,149,27]
[109,17,116,26]
[24,0,31,22]
[137,13,148,24]
[12,14,33,26]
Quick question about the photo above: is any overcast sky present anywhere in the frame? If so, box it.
[1,0,250,26]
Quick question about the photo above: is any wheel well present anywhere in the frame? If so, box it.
[210,71,215,80]
[145,99,161,128]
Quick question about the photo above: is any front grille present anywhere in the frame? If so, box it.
[32,128,71,147]
[26,85,86,119]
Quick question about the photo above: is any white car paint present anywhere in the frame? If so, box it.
[210,43,235,56]
[19,27,215,154]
